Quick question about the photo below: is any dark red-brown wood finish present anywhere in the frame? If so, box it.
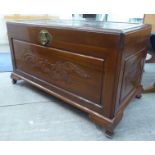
[7,20,151,137]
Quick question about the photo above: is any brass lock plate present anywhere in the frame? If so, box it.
[39,30,52,46]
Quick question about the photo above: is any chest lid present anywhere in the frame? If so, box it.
[7,19,147,34]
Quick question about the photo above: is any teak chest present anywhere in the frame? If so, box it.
[7,20,151,137]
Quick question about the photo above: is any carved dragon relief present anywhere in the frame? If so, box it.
[22,49,90,83]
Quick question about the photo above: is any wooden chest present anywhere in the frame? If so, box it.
[7,20,151,137]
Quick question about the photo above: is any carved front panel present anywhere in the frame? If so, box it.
[13,40,104,106]
[120,52,144,103]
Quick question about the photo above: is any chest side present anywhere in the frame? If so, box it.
[115,26,151,113]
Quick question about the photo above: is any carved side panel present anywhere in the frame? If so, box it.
[120,52,144,103]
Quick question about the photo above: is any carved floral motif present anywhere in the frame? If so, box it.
[22,50,90,83]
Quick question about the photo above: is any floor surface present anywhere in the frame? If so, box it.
[0,53,13,72]
[0,61,155,140]
[0,44,10,53]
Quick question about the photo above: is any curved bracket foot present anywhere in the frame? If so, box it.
[10,73,21,84]
[135,94,142,99]
[12,79,17,84]
[135,85,143,99]
[89,112,123,138]
[105,129,114,138]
